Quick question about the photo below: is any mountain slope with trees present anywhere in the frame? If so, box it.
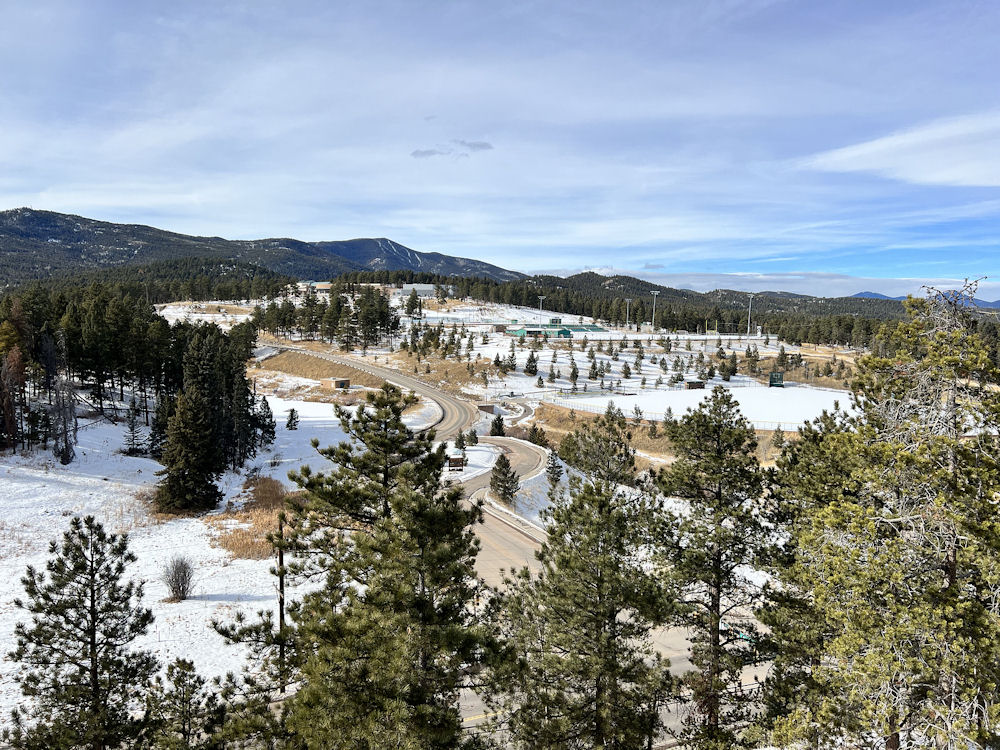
[0,208,524,287]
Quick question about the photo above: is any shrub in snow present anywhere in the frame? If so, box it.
[163,556,195,602]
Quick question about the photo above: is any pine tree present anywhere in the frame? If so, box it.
[454,430,466,450]
[155,386,222,513]
[490,452,519,503]
[557,403,634,486]
[524,350,538,376]
[466,428,479,446]
[765,285,1000,749]
[657,386,772,750]
[50,375,76,465]
[282,383,485,747]
[405,288,420,317]
[487,416,674,748]
[6,517,158,749]
[755,410,856,749]
[148,394,173,459]
[490,413,506,436]
[254,395,275,449]
[148,658,224,749]
[527,423,549,447]
[285,407,299,431]
[122,395,145,456]
[337,303,357,351]
[288,383,439,531]
[545,450,563,503]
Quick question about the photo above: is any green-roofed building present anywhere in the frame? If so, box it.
[506,322,608,339]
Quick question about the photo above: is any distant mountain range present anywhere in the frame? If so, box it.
[852,290,1000,309]
[0,208,525,287]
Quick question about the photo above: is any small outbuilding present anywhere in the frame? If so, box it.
[321,377,351,389]
[684,379,706,390]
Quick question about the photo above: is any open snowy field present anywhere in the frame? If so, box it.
[156,301,254,329]
[0,391,447,719]
[547,382,850,431]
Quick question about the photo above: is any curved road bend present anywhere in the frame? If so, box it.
[276,346,548,585]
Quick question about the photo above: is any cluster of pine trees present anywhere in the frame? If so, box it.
[152,324,275,512]
[0,281,275,507]
[252,284,398,350]
[9,287,1000,749]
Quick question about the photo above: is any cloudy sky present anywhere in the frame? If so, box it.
[2,0,999,297]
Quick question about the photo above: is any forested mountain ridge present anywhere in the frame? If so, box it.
[0,208,525,287]
[542,271,906,317]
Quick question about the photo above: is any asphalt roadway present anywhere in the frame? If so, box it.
[276,346,549,586]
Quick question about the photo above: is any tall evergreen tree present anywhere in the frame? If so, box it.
[490,452,519,503]
[148,394,173,459]
[5,517,158,749]
[253,394,275,449]
[767,286,1000,749]
[488,414,674,748]
[283,384,485,748]
[405,288,420,316]
[489,413,505,436]
[545,450,563,502]
[155,386,222,513]
[122,396,145,456]
[558,403,635,486]
[657,386,772,750]
[288,383,439,533]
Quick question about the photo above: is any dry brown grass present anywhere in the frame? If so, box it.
[206,477,299,560]
[256,350,388,389]
[753,354,855,390]
[214,304,254,315]
[531,402,786,466]
[387,350,499,396]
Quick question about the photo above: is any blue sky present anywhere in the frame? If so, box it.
[2,0,999,297]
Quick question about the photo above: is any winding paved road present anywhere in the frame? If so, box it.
[276,345,548,585]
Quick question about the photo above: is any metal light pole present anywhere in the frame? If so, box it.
[747,294,754,337]
[651,290,659,332]
[624,298,632,329]
[538,295,546,322]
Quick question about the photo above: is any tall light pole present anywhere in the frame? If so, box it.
[624,298,632,329]
[538,295,546,321]
[747,294,754,337]
[651,290,659,332]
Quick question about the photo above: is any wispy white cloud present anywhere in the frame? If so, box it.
[804,111,1000,187]
[1,0,999,289]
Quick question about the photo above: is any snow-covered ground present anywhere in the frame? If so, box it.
[0,389,448,718]
[546,382,849,431]
[156,302,253,329]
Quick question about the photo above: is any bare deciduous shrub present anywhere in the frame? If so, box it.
[163,555,195,602]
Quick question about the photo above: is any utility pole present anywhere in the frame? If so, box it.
[747,294,754,338]
[625,298,632,330]
[651,290,659,332]
[538,295,546,320]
